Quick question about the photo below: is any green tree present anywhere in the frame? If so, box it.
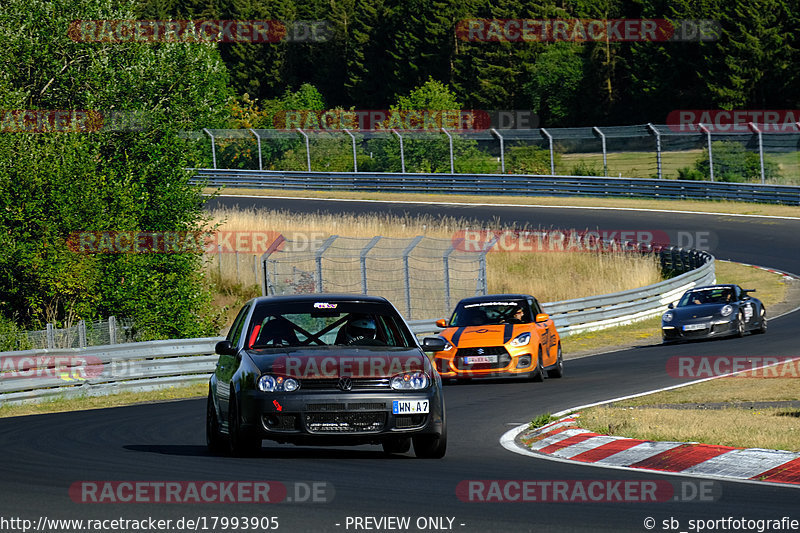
[0,0,232,338]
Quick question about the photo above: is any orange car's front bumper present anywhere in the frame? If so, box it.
[432,345,536,378]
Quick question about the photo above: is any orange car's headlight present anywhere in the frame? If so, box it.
[510,332,531,347]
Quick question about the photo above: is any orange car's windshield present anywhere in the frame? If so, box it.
[449,301,528,327]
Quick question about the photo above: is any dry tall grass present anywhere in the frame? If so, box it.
[205,207,663,305]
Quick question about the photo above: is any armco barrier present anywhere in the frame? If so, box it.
[191,169,800,205]
[0,247,713,404]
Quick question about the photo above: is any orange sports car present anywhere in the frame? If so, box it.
[432,294,562,381]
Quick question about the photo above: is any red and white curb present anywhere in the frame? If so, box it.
[504,415,800,487]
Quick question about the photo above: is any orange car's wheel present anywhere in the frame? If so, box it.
[547,343,564,379]
[531,346,544,382]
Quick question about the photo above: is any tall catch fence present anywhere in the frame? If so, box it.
[261,235,491,320]
[192,123,800,185]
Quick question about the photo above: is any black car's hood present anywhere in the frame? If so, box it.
[245,346,428,379]
[668,303,730,320]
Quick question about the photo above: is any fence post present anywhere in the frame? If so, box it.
[343,128,358,172]
[108,316,117,345]
[46,323,55,349]
[235,250,240,283]
[402,236,424,318]
[315,235,338,293]
[254,254,259,287]
[748,122,766,183]
[443,239,462,313]
[296,128,312,171]
[441,127,454,173]
[360,236,381,294]
[699,123,714,182]
[476,235,498,295]
[217,244,222,279]
[647,123,662,179]
[78,320,87,348]
[260,234,287,296]
[202,128,217,169]
[592,126,608,176]
[490,128,505,173]
[540,128,555,175]
[249,128,263,170]
[391,129,405,173]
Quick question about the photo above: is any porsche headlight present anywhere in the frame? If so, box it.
[258,375,299,392]
[720,305,733,317]
[510,332,531,347]
[663,312,673,322]
[391,371,429,390]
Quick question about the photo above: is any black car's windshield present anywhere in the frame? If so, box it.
[247,301,416,349]
[449,300,528,327]
[678,288,735,307]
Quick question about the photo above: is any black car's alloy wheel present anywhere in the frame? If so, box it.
[736,313,746,337]
[756,310,767,334]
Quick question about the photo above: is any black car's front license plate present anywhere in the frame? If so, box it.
[392,399,430,414]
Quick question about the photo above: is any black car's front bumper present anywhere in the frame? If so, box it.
[239,389,444,445]
[662,318,737,341]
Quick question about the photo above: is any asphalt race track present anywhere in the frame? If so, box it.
[2,195,799,533]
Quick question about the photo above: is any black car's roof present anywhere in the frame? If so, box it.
[688,285,737,291]
[455,294,533,305]
[249,293,391,305]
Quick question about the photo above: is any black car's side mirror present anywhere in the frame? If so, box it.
[421,337,447,352]
[215,340,236,355]
[668,303,674,309]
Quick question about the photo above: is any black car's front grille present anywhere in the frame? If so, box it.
[305,402,387,411]
[262,414,299,431]
[300,378,391,391]
[454,346,512,370]
[305,412,387,433]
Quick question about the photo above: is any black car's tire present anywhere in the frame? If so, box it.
[531,347,545,382]
[547,343,564,379]
[227,389,261,457]
[382,437,412,455]
[206,390,225,454]
[755,309,767,334]
[736,312,746,337]
[413,427,447,459]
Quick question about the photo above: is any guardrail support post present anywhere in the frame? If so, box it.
[441,127,454,173]
[748,122,766,183]
[360,236,381,294]
[593,126,608,176]
[249,128,263,170]
[540,128,555,175]
[296,128,312,171]
[699,123,714,182]
[391,129,405,172]
[343,128,358,172]
[202,128,217,169]
[315,235,338,293]
[490,128,505,173]
[647,123,662,179]
[402,236,424,318]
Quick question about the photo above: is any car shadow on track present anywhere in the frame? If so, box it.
[123,444,415,459]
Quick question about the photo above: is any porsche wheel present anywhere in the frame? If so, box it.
[547,343,564,379]
[227,389,261,457]
[206,390,225,454]
[531,347,544,382]
[755,310,767,334]
[736,312,746,337]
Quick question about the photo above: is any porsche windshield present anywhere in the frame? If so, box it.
[678,288,735,307]
[246,301,416,349]
[448,300,527,327]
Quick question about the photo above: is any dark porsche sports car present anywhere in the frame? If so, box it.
[661,284,766,343]
[207,294,447,458]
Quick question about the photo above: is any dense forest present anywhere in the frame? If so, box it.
[139,0,799,127]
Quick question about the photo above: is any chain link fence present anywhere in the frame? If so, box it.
[260,235,491,320]
[193,123,800,185]
[17,317,139,350]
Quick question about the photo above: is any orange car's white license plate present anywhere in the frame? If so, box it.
[464,355,497,364]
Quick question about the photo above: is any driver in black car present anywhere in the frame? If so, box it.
[338,314,382,345]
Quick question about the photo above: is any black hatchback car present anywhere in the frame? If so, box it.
[207,294,447,458]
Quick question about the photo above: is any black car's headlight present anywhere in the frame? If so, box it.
[720,305,733,317]
[258,375,300,392]
[663,311,674,322]
[510,332,531,347]
[391,371,429,390]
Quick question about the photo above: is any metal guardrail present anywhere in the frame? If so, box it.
[191,169,800,205]
[0,247,713,405]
